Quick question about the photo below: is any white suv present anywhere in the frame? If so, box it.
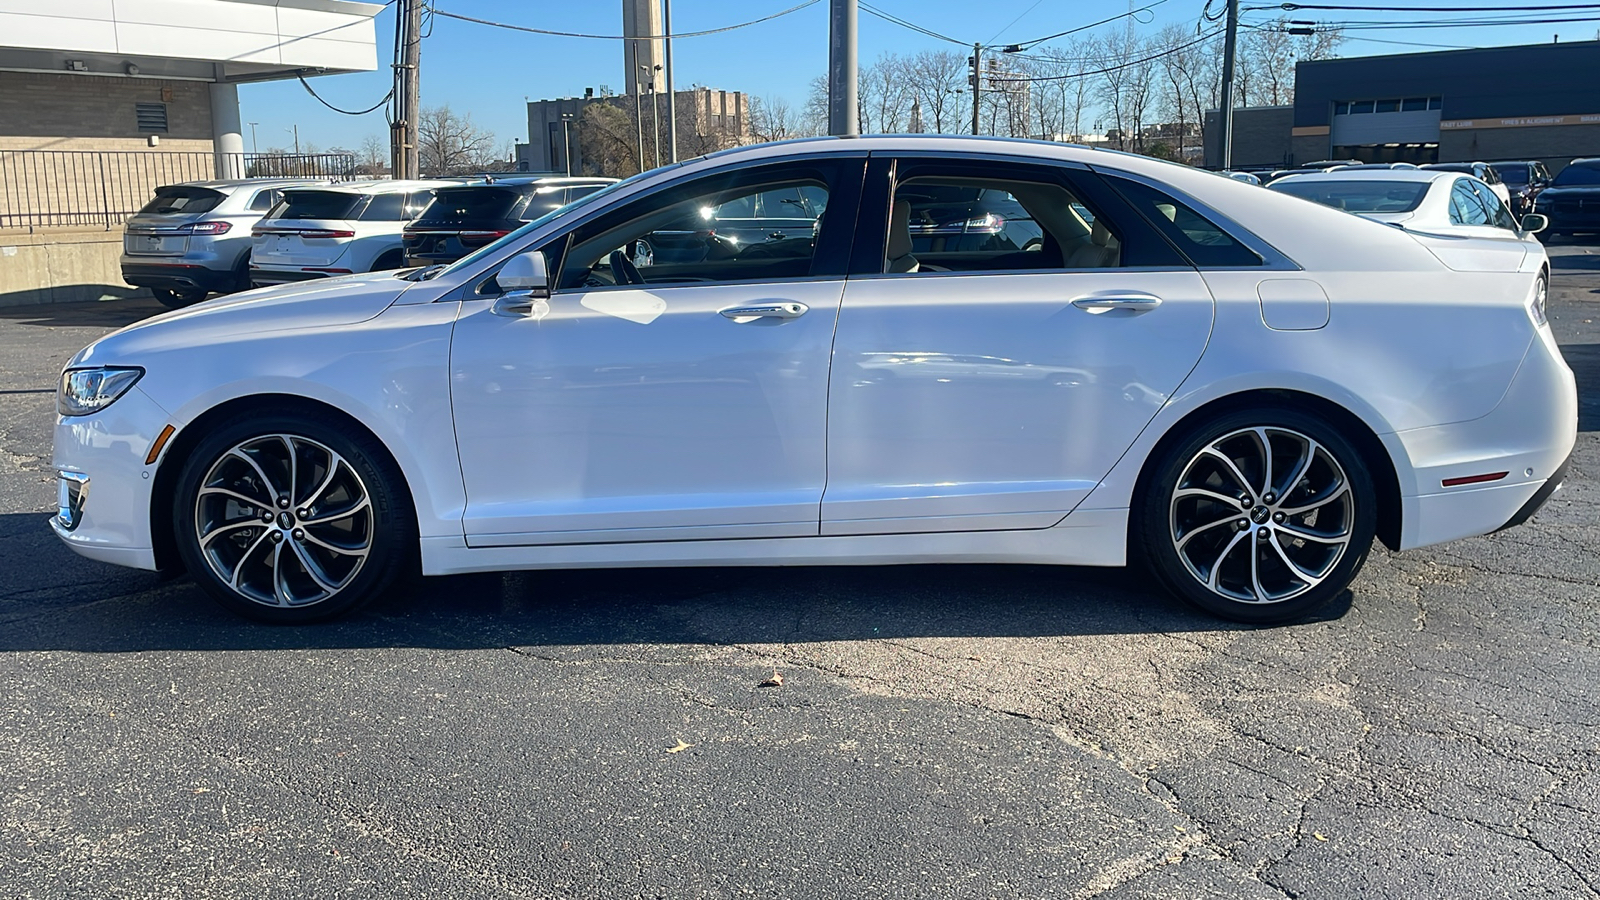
[249,180,454,287]
[121,179,322,307]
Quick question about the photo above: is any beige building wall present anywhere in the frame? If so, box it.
[0,72,215,232]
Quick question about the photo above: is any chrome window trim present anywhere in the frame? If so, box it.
[435,150,871,299]
[847,265,1198,283]
[1087,165,1303,272]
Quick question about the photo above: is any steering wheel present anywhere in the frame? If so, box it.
[608,249,644,286]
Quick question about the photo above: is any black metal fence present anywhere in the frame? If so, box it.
[0,150,359,231]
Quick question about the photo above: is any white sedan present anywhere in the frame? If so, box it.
[52,136,1575,624]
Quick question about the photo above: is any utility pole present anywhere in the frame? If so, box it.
[248,122,259,154]
[391,0,422,179]
[827,0,858,135]
[663,0,678,162]
[1218,0,1240,170]
[970,43,982,136]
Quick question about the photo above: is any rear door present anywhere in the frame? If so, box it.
[822,156,1226,535]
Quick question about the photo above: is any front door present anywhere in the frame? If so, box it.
[450,157,863,546]
[821,157,1244,535]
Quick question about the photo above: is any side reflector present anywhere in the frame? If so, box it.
[1441,471,1509,488]
[146,424,175,465]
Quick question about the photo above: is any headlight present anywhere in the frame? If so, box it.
[58,367,144,417]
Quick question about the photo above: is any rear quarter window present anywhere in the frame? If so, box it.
[1107,176,1263,267]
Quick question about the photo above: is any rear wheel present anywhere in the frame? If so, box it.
[151,287,207,308]
[1137,407,1377,623]
[373,249,405,271]
[172,409,416,623]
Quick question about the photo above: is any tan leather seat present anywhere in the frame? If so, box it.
[886,199,919,273]
[1064,220,1121,269]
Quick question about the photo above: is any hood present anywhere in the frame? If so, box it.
[69,271,412,368]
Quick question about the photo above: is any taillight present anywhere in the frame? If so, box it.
[458,230,510,247]
[298,229,356,239]
[176,221,231,235]
[962,213,1004,233]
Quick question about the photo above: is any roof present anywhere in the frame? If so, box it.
[1270,169,1457,185]
[280,180,458,195]
[171,178,337,190]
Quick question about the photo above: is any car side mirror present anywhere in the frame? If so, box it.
[498,249,549,298]
[1520,213,1548,234]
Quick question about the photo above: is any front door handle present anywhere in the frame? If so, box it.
[1071,292,1163,312]
[719,302,808,320]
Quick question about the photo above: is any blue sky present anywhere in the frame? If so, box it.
[238,0,1600,154]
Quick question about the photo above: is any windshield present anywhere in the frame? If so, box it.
[1553,164,1600,186]
[1491,164,1528,185]
[139,186,224,215]
[435,170,658,277]
[1269,179,1431,214]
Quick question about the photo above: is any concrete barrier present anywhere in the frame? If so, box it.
[0,228,143,307]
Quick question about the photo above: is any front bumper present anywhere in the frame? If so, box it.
[50,386,167,571]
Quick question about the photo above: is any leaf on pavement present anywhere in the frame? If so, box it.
[759,670,784,688]
[666,739,693,754]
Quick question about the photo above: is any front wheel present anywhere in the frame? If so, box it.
[1137,408,1377,623]
[172,409,416,623]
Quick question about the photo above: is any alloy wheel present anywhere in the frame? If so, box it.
[193,434,374,608]
[1168,426,1355,604]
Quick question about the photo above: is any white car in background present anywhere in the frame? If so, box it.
[1268,168,1547,275]
[250,180,454,286]
[51,136,1574,626]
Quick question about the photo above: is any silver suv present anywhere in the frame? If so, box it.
[121,179,324,308]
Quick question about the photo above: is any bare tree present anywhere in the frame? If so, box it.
[417,104,497,176]
[577,103,642,178]
[904,49,967,134]
[748,94,798,143]
[802,75,831,136]
[1247,22,1297,106]
[859,54,913,134]
[357,134,387,175]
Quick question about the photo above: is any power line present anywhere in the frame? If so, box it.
[859,2,969,45]
[1272,1,1600,10]
[297,73,394,116]
[1001,0,1173,50]
[1338,33,1478,47]
[430,0,822,41]
[985,27,1226,83]
[1252,12,1600,27]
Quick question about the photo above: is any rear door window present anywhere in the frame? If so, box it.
[248,188,284,211]
[140,186,224,215]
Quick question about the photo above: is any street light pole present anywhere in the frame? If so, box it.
[827,0,858,136]
[248,122,259,154]
[634,66,646,173]
[286,125,300,155]
[663,0,678,163]
[649,78,662,170]
[970,44,982,136]
[560,112,574,177]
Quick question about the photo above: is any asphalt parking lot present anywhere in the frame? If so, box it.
[1,246,1597,900]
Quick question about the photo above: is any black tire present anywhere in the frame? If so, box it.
[171,408,416,624]
[372,249,405,271]
[151,287,207,308]
[1136,406,1377,624]
[232,253,253,293]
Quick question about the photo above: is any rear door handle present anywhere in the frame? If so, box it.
[1071,293,1163,312]
[719,302,808,320]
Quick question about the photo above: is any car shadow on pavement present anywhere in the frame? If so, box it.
[0,511,1353,653]
[0,294,169,328]
[1565,342,1600,432]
